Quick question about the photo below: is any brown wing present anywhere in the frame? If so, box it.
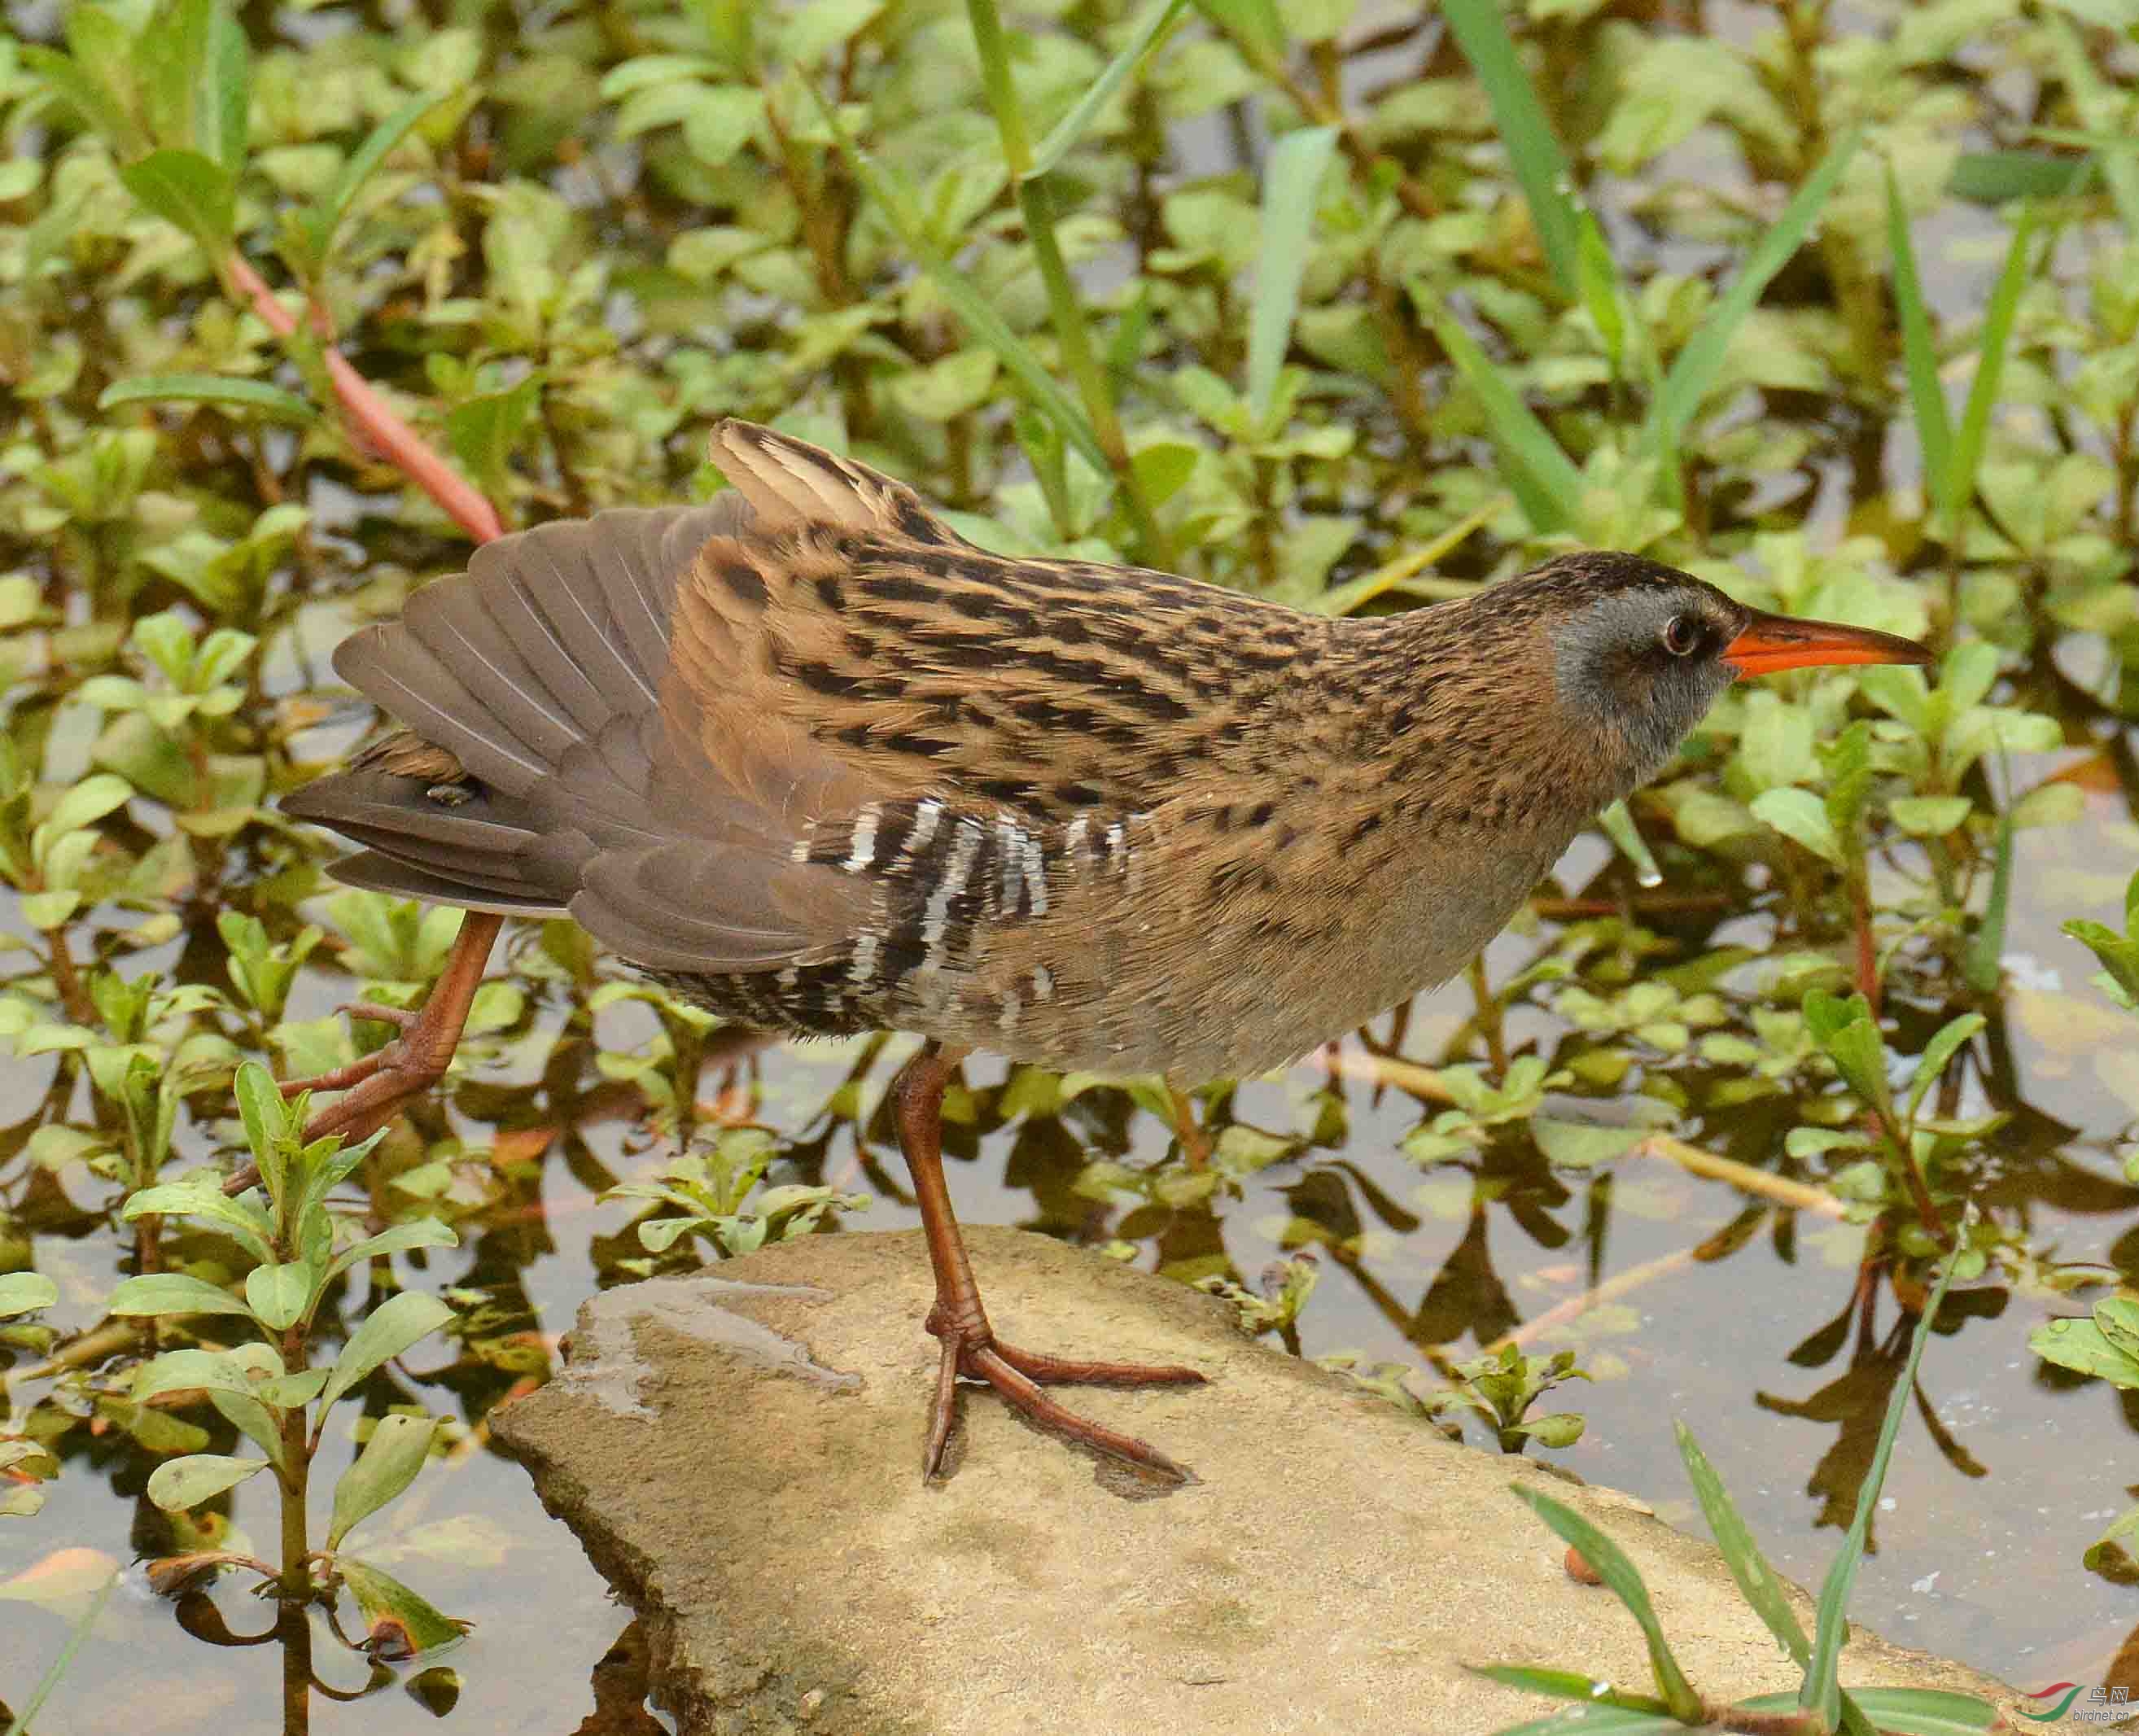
[671,423,1335,828]
[285,420,1330,982]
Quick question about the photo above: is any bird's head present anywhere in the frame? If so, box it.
[1527,551,1934,785]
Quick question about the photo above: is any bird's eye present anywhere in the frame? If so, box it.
[1660,614,1701,657]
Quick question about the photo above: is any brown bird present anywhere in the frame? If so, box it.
[274,420,1931,1481]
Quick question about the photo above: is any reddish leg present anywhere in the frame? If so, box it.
[894,1043,1206,1482]
[225,914,503,1195]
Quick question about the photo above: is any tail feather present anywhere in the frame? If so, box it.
[325,849,569,917]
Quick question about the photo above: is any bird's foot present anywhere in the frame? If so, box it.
[225,1004,455,1196]
[921,1307,1205,1483]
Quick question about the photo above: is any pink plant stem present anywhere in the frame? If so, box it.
[224,255,504,544]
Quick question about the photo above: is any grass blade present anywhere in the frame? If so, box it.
[307,90,447,267]
[1884,164,1950,513]
[963,0,1032,176]
[1962,755,2015,995]
[1246,125,1339,420]
[1507,1485,1704,1721]
[1469,1665,1671,1715]
[2,1568,116,1736]
[1673,1421,1809,1666]
[811,87,1109,476]
[1430,309,1582,532]
[2041,14,2139,235]
[1739,1687,2001,1734]
[1649,125,1862,450]
[1943,204,2037,542]
[1441,0,1580,296]
[1030,0,1188,179]
[1799,1235,1967,1725]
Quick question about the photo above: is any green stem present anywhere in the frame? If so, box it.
[963,0,1032,178]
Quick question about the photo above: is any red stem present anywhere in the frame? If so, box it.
[224,256,503,544]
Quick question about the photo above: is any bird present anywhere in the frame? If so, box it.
[271,418,1933,1482]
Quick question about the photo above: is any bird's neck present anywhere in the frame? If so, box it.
[1342,605,1638,834]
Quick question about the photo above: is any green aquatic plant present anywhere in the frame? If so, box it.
[1479,1242,1999,1734]
[110,1064,466,1656]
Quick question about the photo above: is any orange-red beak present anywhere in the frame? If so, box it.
[1721,610,1934,678]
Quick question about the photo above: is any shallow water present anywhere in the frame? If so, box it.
[7,789,2137,1731]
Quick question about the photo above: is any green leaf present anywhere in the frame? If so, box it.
[1430,311,1581,531]
[41,772,134,841]
[336,1559,468,1659]
[1029,0,1188,178]
[106,1272,252,1318]
[234,1060,290,1202]
[1597,798,1662,887]
[1750,787,1842,866]
[244,1260,317,1332]
[146,1452,269,1513]
[1802,990,1891,1117]
[1674,1422,1809,1665]
[1649,126,1862,448]
[1904,1014,1984,1122]
[1886,795,1971,837]
[305,90,445,265]
[1948,149,2093,203]
[446,374,544,483]
[1531,1119,1643,1168]
[1468,1665,1670,1716]
[0,1272,59,1319]
[1943,205,2038,537]
[1800,1241,1966,1725]
[1441,0,1581,295]
[1188,0,1286,68]
[813,92,1109,477]
[1962,794,2014,996]
[325,1219,459,1287]
[1506,1485,1704,1721]
[1760,1687,2001,1734]
[125,1178,278,1261]
[1245,125,1338,420]
[2042,13,2139,234]
[320,1291,456,1410]
[1885,164,1950,507]
[328,1414,438,1548]
[120,146,237,251]
[99,374,315,423]
[132,1342,283,1405]
[158,0,249,172]
[2032,1312,2139,1384]
[22,42,147,159]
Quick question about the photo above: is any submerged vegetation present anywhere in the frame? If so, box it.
[1,0,2137,1727]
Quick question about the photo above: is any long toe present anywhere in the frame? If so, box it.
[965,1344,1195,1481]
[986,1337,1207,1389]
